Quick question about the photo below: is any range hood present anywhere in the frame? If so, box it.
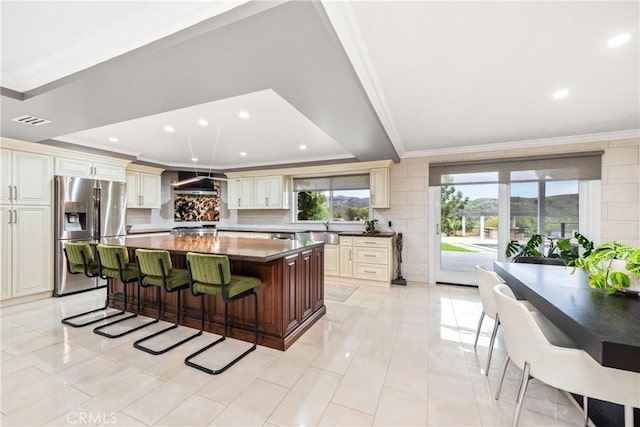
[172,172,221,191]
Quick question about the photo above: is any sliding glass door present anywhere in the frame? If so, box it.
[431,179,589,285]
[432,183,501,284]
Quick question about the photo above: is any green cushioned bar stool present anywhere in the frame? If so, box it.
[185,252,261,375]
[61,242,125,327]
[133,249,203,355]
[93,244,159,338]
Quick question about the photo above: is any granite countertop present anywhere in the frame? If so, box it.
[127,226,395,238]
[101,235,323,262]
[337,231,395,237]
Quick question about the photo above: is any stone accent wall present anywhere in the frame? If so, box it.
[601,139,640,247]
[389,137,639,283]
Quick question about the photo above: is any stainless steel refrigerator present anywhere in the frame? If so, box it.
[54,176,127,296]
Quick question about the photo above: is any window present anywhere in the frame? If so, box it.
[294,175,370,222]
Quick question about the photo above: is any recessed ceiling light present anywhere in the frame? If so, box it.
[299,144,307,150]
[191,157,198,162]
[608,33,631,47]
[197,119,208,126]
[238,111,250,119]
[240,151,247,157]
[164,125,175,133]
[108,137,119,143]
[553,89,569,99]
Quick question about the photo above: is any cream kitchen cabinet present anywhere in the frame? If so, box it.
[324,243,339,276]
[227,178,254,209]
[370,167,390,209]
[1,148,52,205]
[55,156,126,182]
[339,236,353,277]
[331,235,392,283]
[253,175,290,209]
[126,165,163,209]
[1,205,53,300]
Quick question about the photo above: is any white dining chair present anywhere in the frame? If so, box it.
[493,283,640,427]
[473,265,504,376]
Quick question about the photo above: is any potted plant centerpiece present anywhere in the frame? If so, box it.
[505,232,594,266]
[574,241,640,294]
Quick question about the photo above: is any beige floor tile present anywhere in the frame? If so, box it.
[209,379,288,426]
[154,394,225,426]
[331,356,387,415]
[122,367,212,425]
[268,367,342,426]
[197,350,278,406]
[383,348,428,398]
[47,372,163,427]
[3,384,90,426]
[310,334,362,374]
[99,412,148,426]
[259,341,322,387]
[373,387,428,426]
[319,403,374,426]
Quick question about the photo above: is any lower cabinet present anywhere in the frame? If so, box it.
[0,205,52,300]
[324,244,339,276]
[283,246,324,336]
[330,235,393,283]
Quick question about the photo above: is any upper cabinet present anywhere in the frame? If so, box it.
[126,165,164,209]
[55,156,127,182]
[227,178,254,209]
[370,167,390,209]
[254,175,290,209]
[1,148,52,205]
[227,176,290,210]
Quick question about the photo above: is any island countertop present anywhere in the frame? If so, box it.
[101,235,324,262]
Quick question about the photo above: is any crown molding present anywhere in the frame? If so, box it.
[402,129,640,158]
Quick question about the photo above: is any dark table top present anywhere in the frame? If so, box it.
[494,262,640,373]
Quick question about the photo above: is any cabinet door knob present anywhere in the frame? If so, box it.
[7,185,11,202]
[7,210,11,224]
[13,186,17,201]
[13,209,17,224]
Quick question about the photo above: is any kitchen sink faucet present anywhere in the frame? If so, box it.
[323,221,330,231]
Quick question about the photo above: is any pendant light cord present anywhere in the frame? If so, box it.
[207,121,222,178]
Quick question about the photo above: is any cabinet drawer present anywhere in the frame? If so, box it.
[353,263,388,281]
[339,236,353,246]
[353,237,388,248]
[353,247,387,265]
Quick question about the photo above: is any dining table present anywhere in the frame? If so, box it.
[494,261,640,427]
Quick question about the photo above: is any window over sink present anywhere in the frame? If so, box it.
[293,174,370,222]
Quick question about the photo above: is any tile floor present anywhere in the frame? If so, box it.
[1,281,585,426]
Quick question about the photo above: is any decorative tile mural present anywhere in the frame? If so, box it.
[174,182,220,222]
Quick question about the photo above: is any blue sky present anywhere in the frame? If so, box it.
[455,181,578,200]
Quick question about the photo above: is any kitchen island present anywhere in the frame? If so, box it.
[100,235,325,350]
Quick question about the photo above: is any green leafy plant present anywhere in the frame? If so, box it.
[363,219,379,234]
[505,232,593,266]
[574,241,640,294]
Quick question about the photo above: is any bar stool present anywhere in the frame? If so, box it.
[184,252,261,375]
[93,244,159,338]
[61,242,124,327]
[133,249,202,355]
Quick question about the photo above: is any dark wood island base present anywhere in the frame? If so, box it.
[101,235,326,351]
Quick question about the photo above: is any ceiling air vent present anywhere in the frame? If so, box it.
[12,115,51,126]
